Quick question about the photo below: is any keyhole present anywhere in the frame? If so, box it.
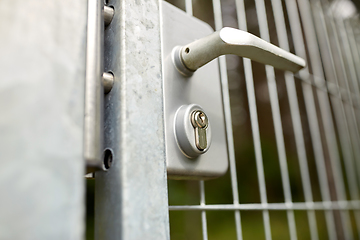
[199,113,205,124]
[193,111,208,128]
[191,110,209,151]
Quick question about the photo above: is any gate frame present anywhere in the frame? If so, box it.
[94,0,170,239]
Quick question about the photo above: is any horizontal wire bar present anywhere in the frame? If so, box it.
[169,201,360,211]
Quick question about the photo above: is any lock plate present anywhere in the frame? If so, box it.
[162,1,229,180]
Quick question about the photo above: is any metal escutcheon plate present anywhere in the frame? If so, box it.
[162,1,229,180]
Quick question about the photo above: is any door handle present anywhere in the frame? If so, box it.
[173,27,306,76]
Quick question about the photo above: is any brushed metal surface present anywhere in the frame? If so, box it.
[84,0,105,172]
[95,0,170,239]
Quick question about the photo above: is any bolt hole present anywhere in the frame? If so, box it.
[185,48,190,54]
[104,0,109,5]
[103,71,114,94]
[103,148,113,170]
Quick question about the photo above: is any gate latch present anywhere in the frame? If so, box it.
[173,27,305,76]
[162,1,305,180]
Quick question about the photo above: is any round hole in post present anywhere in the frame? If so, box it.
[185,48,190,54]
[103,148,113,170]
[104,0,109,5]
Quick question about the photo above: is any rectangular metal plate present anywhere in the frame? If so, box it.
[162,1,229,180]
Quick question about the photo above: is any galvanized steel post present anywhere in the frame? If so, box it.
[94,0,170,239]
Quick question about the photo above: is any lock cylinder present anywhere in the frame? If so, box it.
[190,110,209,151]
[174,104,212,158]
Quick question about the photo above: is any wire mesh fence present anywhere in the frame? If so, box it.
[166,0,360,239]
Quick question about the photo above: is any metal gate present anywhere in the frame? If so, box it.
[1,0,360,239]
[165,0,360,239]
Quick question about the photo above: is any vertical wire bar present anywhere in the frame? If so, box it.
[339,19,360,175]
[337,16,360,144]
[356,17,360,90]
[200,181,208,240]
[252,0,297,239]
[271,0,319,239]
[332,13,360,235]
[346,19,360,85]
[354,20,360,89]
[307,2,349,239]
[311,2,355,238]
[335,17,360,112]
[185,0,193,16]
[292,0,338,238]
[184,2,208,238]
[319,0,356,201]
[234,1,272,239]
[334,10,360,237]
[352,18,360,65]
[345,18,360,187]
[345,19,360,106]
[212,1,243,239]
[335,35,360,162]
[345,18,360,182]
[354,18,360,70]
[325,0,360,193]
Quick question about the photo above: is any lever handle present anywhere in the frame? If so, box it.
[173,27,306,76]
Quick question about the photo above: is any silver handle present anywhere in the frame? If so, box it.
[173,27,306,76]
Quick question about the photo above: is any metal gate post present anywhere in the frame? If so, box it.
[0,0,87,240]
[94,0,170,239]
